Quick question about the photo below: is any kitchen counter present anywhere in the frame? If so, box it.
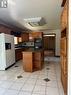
[15,48,25,62]
[22,48,43,52]
[22,48,44,72]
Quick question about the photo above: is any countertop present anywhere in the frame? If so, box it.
[22,48,43,52]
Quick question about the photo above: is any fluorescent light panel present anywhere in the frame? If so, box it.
[24,17,46,27]
[43,34,55,37]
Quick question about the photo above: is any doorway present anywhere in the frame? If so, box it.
[43,34,56,57]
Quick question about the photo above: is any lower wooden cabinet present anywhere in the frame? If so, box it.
[15,49,22,61]
[61,71,67,94]
[22,51,44,72]
[61,1,67,95]
[33,52,44,70]
[61,36,67,95]
[22,52,33,72]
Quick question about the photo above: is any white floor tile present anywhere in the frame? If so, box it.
[47,80,58,88]
[18,91,32,95]
[14,77,27,83]
[0,58,64,95]
[46,87,59,95]
[32,93,45,95]
[21,84,34,92]
[36,79,46,86]
[9,82,24,90]
[4,89,19,95]
[25,78,37,85]
[0,88,6,95]
[33,85,46,94]
[0,81,13,89]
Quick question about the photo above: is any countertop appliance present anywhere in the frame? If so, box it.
[21,41,34,47]
[0,33,15,70]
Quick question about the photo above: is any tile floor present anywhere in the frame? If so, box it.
[0,57,64,95]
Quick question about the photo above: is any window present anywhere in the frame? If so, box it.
[14,37,22,44]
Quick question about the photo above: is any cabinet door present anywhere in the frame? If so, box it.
[15,49,22,61]
[21,33,29,42]
[33,52,43,70]
[61,2,67,30]
[61,37,66,55]
[61,71,67,94]
[33,52,41,61]
[29,32,43,41]
[22,52,33,72]
[63,57,67,76]
[34,61,42,70]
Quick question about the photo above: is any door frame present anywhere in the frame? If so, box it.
[43,33,56,56]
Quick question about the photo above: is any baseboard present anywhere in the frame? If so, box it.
[55,56,60,57]
[5,63,15,70]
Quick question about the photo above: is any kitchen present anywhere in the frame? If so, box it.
[0,0,68,95]
[14,32,44,72]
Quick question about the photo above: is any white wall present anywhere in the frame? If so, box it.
[68,1,71,95]
[43,29,61,56]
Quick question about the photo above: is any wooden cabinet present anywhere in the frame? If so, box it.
[61,31,67,95]
[0,25,11,34]
[61,0,66,7]
[21,33,29,42]
[22,52,33,72]
[61,2,67,31]
[22,51,44,72]
[15,49,22,61]
[29,32,43,41]
[61,37,66,55]
[21,32,43,42]
[61,1,68,95]
[33,52,44,70]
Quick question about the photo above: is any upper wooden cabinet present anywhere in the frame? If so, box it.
[0,25,11,34]
[61,0,66,7]
[21,32,43,42]
[29,32,43,41]
[21,33,29,42]
[61,1,67,31]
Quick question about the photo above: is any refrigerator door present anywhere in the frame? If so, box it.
[0,34,6,70]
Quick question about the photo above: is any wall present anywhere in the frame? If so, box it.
[43,29,61,56]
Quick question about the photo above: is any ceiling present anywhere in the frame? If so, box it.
[0,0,62,31]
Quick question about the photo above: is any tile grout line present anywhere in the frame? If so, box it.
[17,75,32,95]
[45,63,49,95]
[55,62,61,95]
[31,76,39,95]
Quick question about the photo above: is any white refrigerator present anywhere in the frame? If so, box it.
[0,33,15,70]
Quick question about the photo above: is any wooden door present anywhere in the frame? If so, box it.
[43,35,55,56]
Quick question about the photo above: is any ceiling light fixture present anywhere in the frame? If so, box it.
[43,34,55,37]
[24,17,46,27]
